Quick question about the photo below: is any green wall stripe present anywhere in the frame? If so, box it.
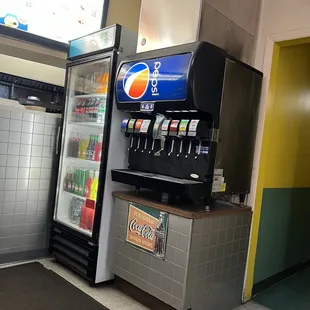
[254,188,310,284]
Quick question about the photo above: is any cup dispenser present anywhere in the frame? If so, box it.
[112,41,262,207]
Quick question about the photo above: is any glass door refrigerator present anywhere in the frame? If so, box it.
[50,25,137,283]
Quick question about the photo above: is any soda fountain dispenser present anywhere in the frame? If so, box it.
[111,42,262,209]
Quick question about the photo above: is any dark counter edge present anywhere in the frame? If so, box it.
[112,191,251,219]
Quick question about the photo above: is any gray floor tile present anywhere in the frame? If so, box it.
[2,259,272,310]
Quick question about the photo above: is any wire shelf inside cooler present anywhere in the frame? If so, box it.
[73,94,107,99]
[68,121,105,128]
[55,217,92,237]
[66,157,100,168]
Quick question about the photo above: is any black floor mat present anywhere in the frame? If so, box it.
[0,262,109,310]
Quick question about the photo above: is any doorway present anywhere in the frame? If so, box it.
[246,41,310,309]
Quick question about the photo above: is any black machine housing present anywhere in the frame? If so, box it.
[112,42,262,204]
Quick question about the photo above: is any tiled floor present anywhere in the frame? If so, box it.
[1,258,270,310]
[234,301,271,309]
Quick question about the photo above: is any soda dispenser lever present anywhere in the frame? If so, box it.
[177,140,183,157]
[185,141,192,158]
[149,140,155,154]
[134,119,143,152]
[160,120,171,156]
[151,114,166,155]
[154,136,165,157]
[168,140,174,156]
[178,120,190,158]
[140,120,152,152]
[126,119,136,150]
[195,140,202,159]
[168,120,180,156]
[188,120,201,159]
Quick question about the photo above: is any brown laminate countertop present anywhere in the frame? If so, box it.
[112,191,251,219]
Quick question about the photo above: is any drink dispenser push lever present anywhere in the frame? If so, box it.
[160,119,171,155]
[126,119,136,150]
[168,120,180,156]
[140,120,152,152]
[134,119,143,152]
[153,114,166,156]
[187,120,209,159]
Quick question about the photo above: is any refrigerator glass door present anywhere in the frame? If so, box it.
[54,57,111,236]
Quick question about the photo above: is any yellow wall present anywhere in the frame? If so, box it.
[106,0,141,33]
[264,44,310,188]
[245,41,310,298]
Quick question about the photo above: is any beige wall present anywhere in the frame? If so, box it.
[0,35,66,86]
[249,0,310,207]
[245,0,310,300]
[106,0,141,33]
[199,0,261,64]
[0,54,66,86]
[253,0,310,70]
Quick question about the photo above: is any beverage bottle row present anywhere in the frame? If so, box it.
[64,167,99,201]
[67,133,103,162]
[75,65,109,95]
[70,197,94,232]
[74,97,106,124]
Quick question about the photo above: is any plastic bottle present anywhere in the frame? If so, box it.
[90,170,99,201]
[85,170,94,198]
[79,203,87,229]
[90,135,97,161]
[92,98,99,121]
[76,134,81,159]
[67,167,73,192]
[87,205,95,232]
[80,100,86,121]
[102,72,109,95]
[96,66,106,94]
[75,100,81,122]
[94,134,103,162]
[85,99,91,122]
[79,169,87,196]
[67,133,74,157]
[86,135,92,160]
[74,168,80,194]
[80,134,88,160]
[78,134,84,159]
[71,167,76,193]
[97,99,106,124]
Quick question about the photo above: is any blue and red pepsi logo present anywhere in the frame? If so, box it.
[123,62,150,99]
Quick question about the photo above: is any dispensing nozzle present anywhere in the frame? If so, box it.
[195,140,202,159]
[168,139,175,156]
[185,140,192,158]
[134,136,141,152]
[177,140,183,157]
[142,138,148,152]
[154,136,166,157]
[149,139,155,153]
[128,136,133,150]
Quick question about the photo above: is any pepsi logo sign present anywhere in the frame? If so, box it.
[123,62,150,99]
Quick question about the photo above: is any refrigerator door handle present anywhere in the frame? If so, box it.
[56,125,62,155]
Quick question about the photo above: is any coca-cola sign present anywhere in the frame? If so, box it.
[126,202,168,259]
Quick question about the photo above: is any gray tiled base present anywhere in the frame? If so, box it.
[112,198,252,310]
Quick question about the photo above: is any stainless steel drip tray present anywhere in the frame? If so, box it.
[111,169,211,198]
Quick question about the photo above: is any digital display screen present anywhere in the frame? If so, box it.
[0,0,105,43]
[116,53,192,103]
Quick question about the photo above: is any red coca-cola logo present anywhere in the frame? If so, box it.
[129,218,154,240]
